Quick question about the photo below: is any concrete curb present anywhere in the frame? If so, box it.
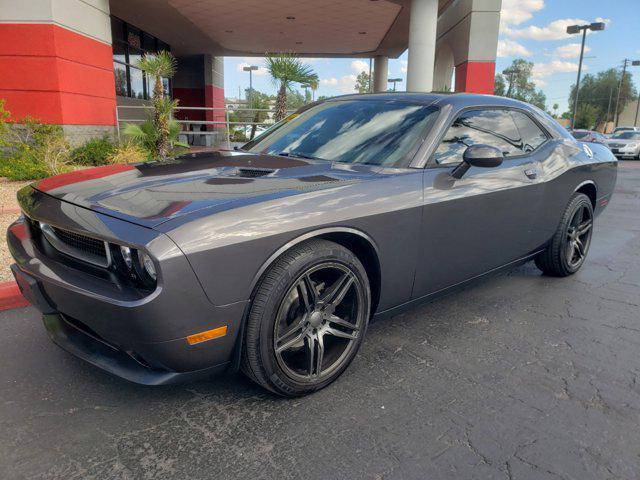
[0,281,29,311]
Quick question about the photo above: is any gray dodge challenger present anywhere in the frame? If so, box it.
[8,93,617,396]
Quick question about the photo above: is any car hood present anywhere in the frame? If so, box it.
[31,150,383,228]
[607,138,639,145]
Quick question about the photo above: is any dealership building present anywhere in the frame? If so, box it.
[0,0,502,143]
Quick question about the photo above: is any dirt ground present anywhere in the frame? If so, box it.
[0,180,29,282]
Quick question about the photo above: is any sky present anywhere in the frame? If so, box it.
[223,0,640,113]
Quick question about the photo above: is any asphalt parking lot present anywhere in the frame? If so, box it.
[1,161,639,480]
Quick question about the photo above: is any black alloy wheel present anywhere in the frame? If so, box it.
[535,192,594,276]
[241,239,370,396]
[273,262,365,381]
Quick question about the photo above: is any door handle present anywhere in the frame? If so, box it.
[524,168,538,180]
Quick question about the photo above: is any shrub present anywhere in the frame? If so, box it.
[0,117,72,181]
[107,142,147,165]
[0,99,10,150]
[70,136,116,166]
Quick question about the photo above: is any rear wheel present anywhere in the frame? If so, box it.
[535,193,594,277]
[241,240,370,396]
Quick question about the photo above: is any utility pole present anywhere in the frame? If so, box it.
[615,59,640,127]
[614,60,629,128]
[605,86,613,125]
[368,58,373,93]
[566,22,605,129]
[635,89,640,127]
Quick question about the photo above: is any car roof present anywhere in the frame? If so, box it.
[318,92,570,140]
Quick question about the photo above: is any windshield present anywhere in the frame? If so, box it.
[571,131,589,139]
[612,132,640,140]
[243,100,439,167]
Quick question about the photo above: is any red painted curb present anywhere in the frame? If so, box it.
[0,281,29,311]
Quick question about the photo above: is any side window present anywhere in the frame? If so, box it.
[433,109,523,165]
[509,110,548,152]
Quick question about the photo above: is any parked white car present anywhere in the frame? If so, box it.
[607,131,640,159]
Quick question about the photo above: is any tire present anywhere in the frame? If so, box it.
[241,239,371,396]
[535,193,594,277]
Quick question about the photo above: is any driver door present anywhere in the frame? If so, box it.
[412,107,550,298]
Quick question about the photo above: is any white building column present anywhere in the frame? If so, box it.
[373,55,389,93]
[406,0,438,92]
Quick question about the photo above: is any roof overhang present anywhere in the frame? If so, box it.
[110,0,453,58]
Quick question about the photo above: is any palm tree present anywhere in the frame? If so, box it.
[125,51,184,159]
[266,54,318,121]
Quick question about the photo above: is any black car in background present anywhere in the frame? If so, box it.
[8,93,617,396]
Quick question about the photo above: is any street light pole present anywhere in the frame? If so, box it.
[388,78,402,92]
[566,22,605,129]
[242,65,259,110]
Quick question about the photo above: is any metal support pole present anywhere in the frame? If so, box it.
[225,107,231,150]
[248,70,253,110]
[571,28,587,129]
[635,90,640,127]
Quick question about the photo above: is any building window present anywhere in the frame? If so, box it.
[111,17,172,99]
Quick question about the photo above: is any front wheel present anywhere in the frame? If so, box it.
[241,239,370,396]
[535,192,594,277]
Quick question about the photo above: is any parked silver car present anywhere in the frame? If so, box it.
[607,131,640,159]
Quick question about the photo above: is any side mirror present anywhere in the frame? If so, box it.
[451,144,504,179]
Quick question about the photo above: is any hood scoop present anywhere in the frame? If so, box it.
[236,168,275,178]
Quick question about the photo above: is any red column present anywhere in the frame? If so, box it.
[455,61,496,95]
[0,23,116,125]
[204,84,225,131]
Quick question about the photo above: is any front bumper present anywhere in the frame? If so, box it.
[7,191,248,385]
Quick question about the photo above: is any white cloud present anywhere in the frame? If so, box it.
[500,0,545,32]
[320,75,357,93]
[497,39,532,57]
[350,60,370,73]
[553,43,590,58]
[532,60,581,86]
[235,61,268,76]
[320,77,338,87]
[507,18,609,41]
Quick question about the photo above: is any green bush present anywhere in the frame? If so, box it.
[0,156,50,181]
[0,117,71,181]
[70,136,115,166]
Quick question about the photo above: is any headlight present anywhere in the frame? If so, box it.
[111,244,158,289]
[626,143,638,149]
[120,245,133,269]
[139,252,157,280]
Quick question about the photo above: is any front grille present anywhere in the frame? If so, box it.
[50,226,107,259]
[609,143,624,148]
[39,222,111,268]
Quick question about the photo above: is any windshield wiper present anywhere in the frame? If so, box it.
[277,151,327,161]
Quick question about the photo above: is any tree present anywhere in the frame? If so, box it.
[574,103,598,129]
[266,53,318,121]
[231,88,272,140]
[124,51,186,159]
[494,74,506,96]
[568,68,637,126]
[495,58,547,110]
[552,103,559,118]
[355,71,371,94]
[286,90,306,111]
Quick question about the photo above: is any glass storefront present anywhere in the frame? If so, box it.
[111,17,172,99]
